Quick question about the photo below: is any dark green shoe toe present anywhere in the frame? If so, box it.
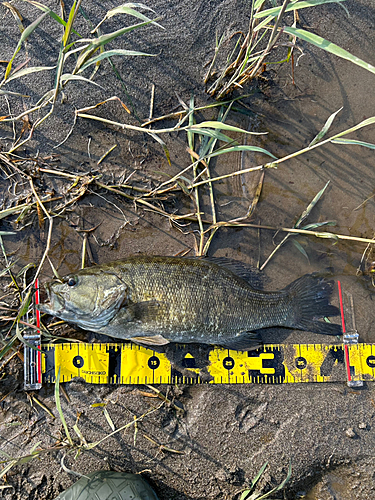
[54,471,159,500]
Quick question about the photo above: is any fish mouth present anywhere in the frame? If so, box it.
[36,282,65,316]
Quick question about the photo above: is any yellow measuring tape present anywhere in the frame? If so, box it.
[41,342,375,385]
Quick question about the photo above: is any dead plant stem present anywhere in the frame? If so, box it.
[206,221,375,245]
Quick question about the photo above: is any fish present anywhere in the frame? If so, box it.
[38,256,341,351]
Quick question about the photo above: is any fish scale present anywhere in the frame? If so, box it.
[113,259,287,339]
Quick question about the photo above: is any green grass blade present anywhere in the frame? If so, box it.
[16,263,35,280]
[5,65,55,83]
[256,461,292,499]
[78,49,155,72]
[107,2,157,15]
[206,144,277,160]
[254,0,267,9]
[249,461,268,490]
[103,407,116,431]
[52,46,65,102]
[295,180,330,227]
[197,105,234,172]
[254,0,346,18]
[24,0,73,30]
[5,11,48,80]
[253,15,274,33]
[0,89,28,96]
[149,132,171,165]
[60,73,103,87]
[87,20,156,48]
[260,183,330,270]
[73,423,87,445]
[239,461,269,499]
[331,138,375,149]
[29,441,42,454]
[309,107,342,146]
[313,231,339,241]
[284,27,375,75]
[75,19,155,70]
[20,12,48,39]
[17,289,33,319]
[293,239,310,262]
[0,261,17,277]
[62,0,77,47]
[0,460,17,480]
[16,451,40,465]
[301,220,336,230]
[187,95,195,156]
[104,5,163,29]
[203,105,226,148]
[191,121,267,135]
[55,368,73,446]
[328,116,375,140]
[189,127,238,144]
[64,42,91,58]
[0,450,12,460]
[0,335,17,363]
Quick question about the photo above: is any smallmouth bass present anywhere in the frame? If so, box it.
[38,256,341,350]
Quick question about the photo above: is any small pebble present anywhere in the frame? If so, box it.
[358,422,368,430]
[345,428,356,438]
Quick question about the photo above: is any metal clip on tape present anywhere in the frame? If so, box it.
[23,279,42,390]
[339,283,363,388]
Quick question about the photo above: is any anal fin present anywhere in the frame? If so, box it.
[219,331,262,351]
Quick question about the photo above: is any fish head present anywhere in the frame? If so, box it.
[38,268,129,331]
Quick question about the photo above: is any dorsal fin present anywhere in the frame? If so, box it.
[204,257,263,289]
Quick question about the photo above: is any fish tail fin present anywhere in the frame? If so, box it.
[283,274,341,336]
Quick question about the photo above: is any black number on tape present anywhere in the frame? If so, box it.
[73,355,84,368]
[148,356,160,370]
[223,357,235,370]
[295,357,307,370]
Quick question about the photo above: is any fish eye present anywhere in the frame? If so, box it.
[67,277,76,287]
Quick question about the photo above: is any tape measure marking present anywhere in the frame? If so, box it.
[40,342,375,385]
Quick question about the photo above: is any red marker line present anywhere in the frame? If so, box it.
[337,280,346,333]
[35,278,42,385]
[338,280,352,382]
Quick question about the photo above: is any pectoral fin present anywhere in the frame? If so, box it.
[219,331,262,351]
[131,334,170,346]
